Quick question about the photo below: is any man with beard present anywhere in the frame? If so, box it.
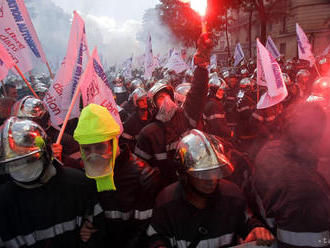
[134,33,211,187]
[147,129,274,247]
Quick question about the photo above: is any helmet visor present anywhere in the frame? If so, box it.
[0,150,42,175]
[188,166,233,180]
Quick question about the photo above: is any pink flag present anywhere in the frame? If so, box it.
[80,47,123,133]
[296,23,315,66]
[0,42,15,80]
[44,11,89,126]
[256,39,288,109]
[0,0,47,74]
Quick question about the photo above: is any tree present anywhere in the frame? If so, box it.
[157,0,202,46]
[240,0,288,45]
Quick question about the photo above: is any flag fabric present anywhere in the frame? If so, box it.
[153,54,160,68]
[322,44,330,56]
[168,48,174,59]
[159,53,168,67]
[256,39,288,109]
[266,36,280,59]
[296,23,316,66]
[0,42,15,80]
[144,34,154,79]
[135,53,145,68]
[234,43,244,67]
[210,54,217,67]
[0,0,47,74]
[122,56,133,79]
[80,47,123,133]
[165,48,189,73]
[44,11,89,126]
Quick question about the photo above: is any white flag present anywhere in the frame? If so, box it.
[168,48,174,59]
[322,44,330,56]
[122,57,133,79]
[266,36,280,59]
[44,11,89,126]
[0,0,47,74]
[165,48,189,73]
[234,43,244,67]
[144,34,154,79]
[210,54,217,67]
[159,53,168,67]
[256,39,288,109]
[153,55,160,68]
[296,23,315,66]
[80,47,123,133]
[0,42,15,81]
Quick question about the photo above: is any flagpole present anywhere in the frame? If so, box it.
[14,65,39,99]
[55,79,82,145]
[314,64,321,77]
[257,85,260,103]
[201,16,207,33]
[46,61,55,79]
[1,80,7,97]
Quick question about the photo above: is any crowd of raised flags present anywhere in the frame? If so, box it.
[0,0,327,144]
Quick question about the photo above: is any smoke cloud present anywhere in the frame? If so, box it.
[25,0,182,73]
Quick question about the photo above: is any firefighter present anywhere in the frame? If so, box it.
[147,129,274,247]
[236,77,258,151]
[0,117,102,247]
[223,70,240,137]
[252,102,330,247]
[120,87,153,151]
[282,73,303,106]
[174,83,191,107]
[203,77,231,138]
[11,96,81,167]
[74,103,162,247]
[113,75,129,106]
[295,68,311,97]
[134,33,212,187]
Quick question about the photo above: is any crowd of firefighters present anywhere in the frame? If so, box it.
[0,33,330,248]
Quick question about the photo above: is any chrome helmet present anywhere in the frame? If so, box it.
[130,87,148,107]
[282,73,293,86]
[0,117,50,181]
[131,78,144,91]
[176,129,234,180]
[175,83,192,105]
[148,81,174,107]
[296,69,311,83]
[11,96,50,130]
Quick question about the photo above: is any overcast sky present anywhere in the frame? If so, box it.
[50,0,160,24]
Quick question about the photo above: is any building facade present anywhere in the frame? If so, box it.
[214,0,330,66]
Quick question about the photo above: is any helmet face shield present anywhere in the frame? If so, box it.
[0,150,42,175]
[80,139,117,179]
[7,153,44,182]
[188,167,229,180]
